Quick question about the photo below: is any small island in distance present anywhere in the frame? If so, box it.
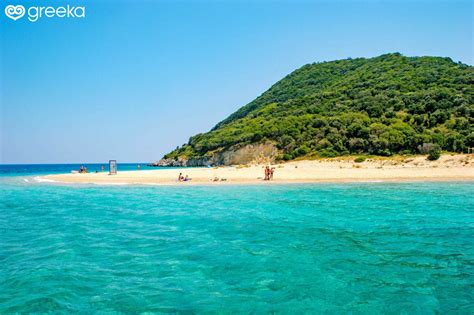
[157,53,473,166]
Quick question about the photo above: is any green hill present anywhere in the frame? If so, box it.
[162,53,473,165]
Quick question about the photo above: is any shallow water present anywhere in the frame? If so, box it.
[1,173,473,313]
[0,163,169,177]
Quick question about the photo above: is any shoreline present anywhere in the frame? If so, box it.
[40,154,474,186]
[34,177,474,187]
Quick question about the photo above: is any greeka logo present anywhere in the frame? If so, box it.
[4,3,85,22]
[5,4,25,20]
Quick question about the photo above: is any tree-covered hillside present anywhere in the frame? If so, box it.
[164,53,473,162]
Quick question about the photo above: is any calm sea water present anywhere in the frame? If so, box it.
[0,163,158,177]
[0,165,473,313]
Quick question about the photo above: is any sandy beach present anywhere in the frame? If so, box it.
[41,154,474,185]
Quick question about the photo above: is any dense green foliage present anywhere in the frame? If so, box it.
[165,53,473,161]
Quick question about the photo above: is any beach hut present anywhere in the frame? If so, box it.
[109,160,117,175]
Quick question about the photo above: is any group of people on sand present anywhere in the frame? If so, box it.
[178,173,191,182]
[177,167,274,183]
[264,166,275,181]
[79,165,88,173]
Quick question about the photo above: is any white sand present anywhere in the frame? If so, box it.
[41,154,474,185]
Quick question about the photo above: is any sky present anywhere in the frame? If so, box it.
[1,0,472,164]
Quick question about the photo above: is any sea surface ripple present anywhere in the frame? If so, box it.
[1,179,473,313]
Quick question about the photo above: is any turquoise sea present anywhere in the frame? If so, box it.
[0,165,473,313]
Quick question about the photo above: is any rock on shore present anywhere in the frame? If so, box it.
[152,143,279,167]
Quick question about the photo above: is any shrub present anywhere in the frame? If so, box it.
[427,145,441,160]
[293,145,311,157]
[282,153,293,161]
[354,156,366,163]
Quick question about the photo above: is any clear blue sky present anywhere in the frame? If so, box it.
[1,0,472,164]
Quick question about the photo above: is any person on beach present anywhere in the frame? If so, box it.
[184,175,191,182]
[178,173,184,182]
[270,167,275,180]
[264,166,270,180]
[137,164,141,170]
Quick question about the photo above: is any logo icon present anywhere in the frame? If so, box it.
[5,4,25,21]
